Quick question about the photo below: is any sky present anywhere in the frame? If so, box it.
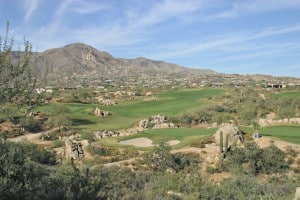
[1,0,300,77]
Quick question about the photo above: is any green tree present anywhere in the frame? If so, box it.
[0,22,36,106]
[47,114,71,131]
[0,141,56,199]
[19,117,42,132]
[47,104,72,131]
[144,143,173,171]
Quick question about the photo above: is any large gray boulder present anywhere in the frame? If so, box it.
[214,123,244,151]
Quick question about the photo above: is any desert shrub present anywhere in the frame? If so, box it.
[293,167,300,173]
[226,142,288,175]
[41,129,73,141]
[19,117,42,132]
[206,166,216,174]
[287,157,295,165]
[0,128,24,139]
[285,146,298,157]
[261,144,288,174]
[143,143,198,172]
[87,145,119,156]
[53,139,65,148]
[180,115,193,124]
[80,132,95,142]
[190,136,214,148]
[0,118,5,123]
[209,174,295,200]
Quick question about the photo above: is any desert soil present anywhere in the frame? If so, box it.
[7,128,58,146]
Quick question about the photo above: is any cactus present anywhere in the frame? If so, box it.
[219,131,223,153]
[224,133,229,153]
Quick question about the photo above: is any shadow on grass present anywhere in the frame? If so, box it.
[72,118,96,125]
[260,134,271,136]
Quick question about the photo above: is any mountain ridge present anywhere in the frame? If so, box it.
[11,42,297,87]
[30,43,216,86]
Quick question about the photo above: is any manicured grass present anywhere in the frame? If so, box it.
[273,91,300,99]
[108,88,223,118]
[240,125,300,144]
[259,125,300,144]
[38,88,223,131]
[99,127,217,150]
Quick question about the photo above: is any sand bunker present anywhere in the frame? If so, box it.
[119,137,154,147]
[119,138,180,147]
[166,140,180,146]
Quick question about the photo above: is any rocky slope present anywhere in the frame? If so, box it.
[31,43,215,86]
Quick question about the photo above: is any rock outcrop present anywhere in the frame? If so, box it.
[94,97,116,106]
[94,107,110,117]
[94,130,120,139]
[138,115,176,129]
[94,115,177,140]
[65,139,84,160]
[259,113,300,126]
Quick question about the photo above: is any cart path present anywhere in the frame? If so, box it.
[8,128,59,145]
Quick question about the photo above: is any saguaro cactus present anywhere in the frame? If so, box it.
[225,133,229,153]
[219,131,223,153]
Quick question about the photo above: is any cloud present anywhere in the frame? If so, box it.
[127,0,204,28]
[70,1,110,14]
[248,24,300,40]
[205,0,300,21]
[142,23,300,64]
[24,0,39,22]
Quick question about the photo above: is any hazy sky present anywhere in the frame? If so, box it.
[1,0,300,77]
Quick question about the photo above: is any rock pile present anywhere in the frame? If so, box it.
[65,139,84,160]
[138,115,176,129]
[94,97,116,106]
[94,107,110,117]
[94,115,177,140]
[94,130,120,139]
[259,117,300,127]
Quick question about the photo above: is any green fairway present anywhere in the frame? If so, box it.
[259,125,300,144]
[273,91,300,99]
[38,88,223,131]
[99,127,217,150]
[240,125,300,144]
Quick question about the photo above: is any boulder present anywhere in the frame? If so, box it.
[153,123,170,129]
[150,115,167,124]
[138,119,149,129]
[94,107,111,117]
[214,123,244,151]
[94,107,101,117]
[65,139,84,160]
[294,187,300,200]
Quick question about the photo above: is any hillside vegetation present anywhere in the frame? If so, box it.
[1,27,300,199]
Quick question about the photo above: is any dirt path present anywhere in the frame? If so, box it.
[8,128,58,145]
[103,158,136,167]
[255,136,300,151]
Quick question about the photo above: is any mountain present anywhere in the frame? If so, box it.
[31,43,215,86]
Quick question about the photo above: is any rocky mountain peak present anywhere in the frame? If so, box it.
[27,43,217,86]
